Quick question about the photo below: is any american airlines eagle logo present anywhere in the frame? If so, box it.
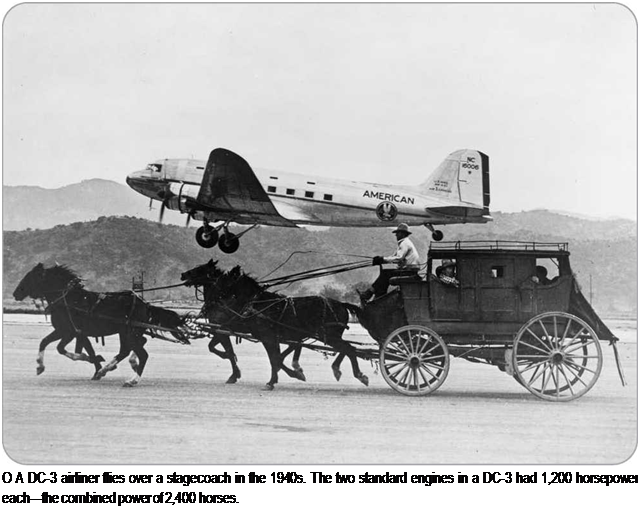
[376,201,397,221]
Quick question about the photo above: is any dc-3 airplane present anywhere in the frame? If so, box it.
[126,148,491,253]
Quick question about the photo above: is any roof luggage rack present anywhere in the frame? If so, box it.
[429,240,569,252]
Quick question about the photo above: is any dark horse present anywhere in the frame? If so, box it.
[180,259,305,384]
[13,263,188,386]
[205,266,369,390]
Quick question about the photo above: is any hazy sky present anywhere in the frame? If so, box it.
[2,3,637,219]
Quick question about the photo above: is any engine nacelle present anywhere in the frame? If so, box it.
[164,182,200,213]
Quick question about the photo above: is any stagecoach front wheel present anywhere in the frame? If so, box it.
[512,312,603,402]
[380,325,450,396]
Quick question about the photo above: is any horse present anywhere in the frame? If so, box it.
[180,259,305,384]
[13,263,188,386]
[206,266,369,390]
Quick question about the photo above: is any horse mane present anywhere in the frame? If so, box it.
[47,264,84,288]
[230,266,269,295]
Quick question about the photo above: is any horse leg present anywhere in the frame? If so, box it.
[36,330,63,375]
[72,335,105,380]
[123,335,148,387]
[95,334,132,380]
[290,345,305,380]
[279,345,306,381]
[330,338,369,387]
[261,341,281,390]
[57,334,83,361]
[209,334,241,384]
[331,353,346,381]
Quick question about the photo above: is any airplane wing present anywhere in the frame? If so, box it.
[196,148,297,227]
[270,198,320,224]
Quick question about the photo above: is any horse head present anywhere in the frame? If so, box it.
[203,266,263,324]
[13,263,46,301]
[181,259,222,287]
[13,263,82,302]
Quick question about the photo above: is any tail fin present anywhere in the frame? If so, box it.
[420,150,490,214]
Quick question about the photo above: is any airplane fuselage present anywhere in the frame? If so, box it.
[127,157,487,228]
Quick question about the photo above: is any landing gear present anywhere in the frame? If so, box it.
[194,221,257,253]
[195,225,219,248]
[424,223,444,241]
[218,232,239,254]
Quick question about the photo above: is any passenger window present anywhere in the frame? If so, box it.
[305,191,314,198]
[324,194,333,201]
[534,258,559,284]
[286,189,295,196]
[267,186,276,193]
[491,266,505,278]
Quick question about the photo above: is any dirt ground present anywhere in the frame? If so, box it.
[2,320,637,465]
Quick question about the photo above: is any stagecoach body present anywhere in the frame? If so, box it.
[375,241,624,401]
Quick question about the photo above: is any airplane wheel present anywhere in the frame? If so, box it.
[195,226,219,248]
[219,233,240,254]
[432,230,444,241]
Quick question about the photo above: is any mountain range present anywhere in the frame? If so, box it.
[2,179,637,315]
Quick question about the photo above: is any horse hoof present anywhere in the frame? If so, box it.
[225,377,238,384]
[95,355,105,363]
[123,379,139,388]
[36,366,45,376]
[294,369,306,382]
[332,369,342,382]
[91,373,101,381]
[358,374,369,387]
[263,384,275,391]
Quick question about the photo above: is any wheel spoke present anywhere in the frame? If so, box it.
[558,365,575,396]
[562,328,589,347]
[398,332,412,356]
[561,362,590,388]
[388,362,408,380]
[517,358,549,374]
[519,338,552,355]
[564,358,598,376]
[540,363,552,393]
[564,338,597,354]
[525,363,542,386]
[528,362,550,386]
[559,317,573,348]
[537,320,554,350]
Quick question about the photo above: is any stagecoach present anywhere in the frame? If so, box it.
[372,240,626,401]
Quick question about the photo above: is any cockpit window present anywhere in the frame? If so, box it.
[146,164,162,173]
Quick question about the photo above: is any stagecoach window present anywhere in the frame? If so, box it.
[146,164,162,172]
[324,194,333,201]
[286,188,295,195]
[267,186,276,193]
[490,266,505,278]
[305,191,314,198]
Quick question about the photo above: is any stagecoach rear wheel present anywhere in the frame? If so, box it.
[218,233,240,254]
[512,312,603,402]
[380,325,450,396]
[196,226,219,248]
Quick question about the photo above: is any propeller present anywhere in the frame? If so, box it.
[156,188,173,223]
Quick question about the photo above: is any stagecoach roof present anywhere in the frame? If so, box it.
[428,240,570,257]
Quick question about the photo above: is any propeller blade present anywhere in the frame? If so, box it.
[159,201,166,222]
[185,214,191,227]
